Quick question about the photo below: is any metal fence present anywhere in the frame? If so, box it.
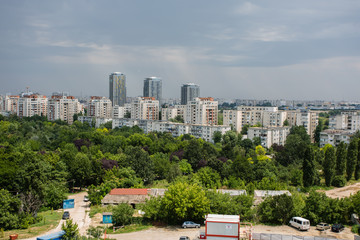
[252,233,344,240]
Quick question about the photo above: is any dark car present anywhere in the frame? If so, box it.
[62,211,70,220]
[182,221,200,228]
[179,237,190,240]
[331,223,345,232]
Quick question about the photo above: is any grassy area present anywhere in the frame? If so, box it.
[1,210,63,240]
[105,223,152,234]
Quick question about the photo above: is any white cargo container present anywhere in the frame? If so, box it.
[205,214,240,240]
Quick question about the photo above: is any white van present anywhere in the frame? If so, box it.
[289,217,310,231]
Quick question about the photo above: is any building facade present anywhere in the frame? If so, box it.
[130,97,159,120]
[143,77,162,105]
[48,95,81,124]
[185,97,218,125]
[319,129,353,147]
[247,126,291,148]
[88,96,112,118]
[17,94,48,117]
[181,83,200,105]
[109,72,126,106]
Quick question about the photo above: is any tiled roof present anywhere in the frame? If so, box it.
[109,188,150,195]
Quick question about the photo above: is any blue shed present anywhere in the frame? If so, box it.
[36,231,65,240]
[103,212,113,224]
[63,199,75,209]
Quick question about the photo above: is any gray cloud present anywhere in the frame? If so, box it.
[0,0,360,100]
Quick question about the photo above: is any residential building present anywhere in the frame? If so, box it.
[48,95,81,124]
[181,83,200,105]
[329,112,360,133]
[130,97,159,120]
[109,72,126,106]
[223,110,242,131]
[4,95,20,114]
[161,107,178,121]
[143,77,162,105]
[287,110,318,141]
[17,94,48,117]
[112,119,230,143]
[320,129,353,147]
[185,97,218,125]
[247,126,290,148]
[88,96,112,118]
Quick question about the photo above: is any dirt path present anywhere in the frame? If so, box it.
[321,182,360,199]
[22,192,90,240]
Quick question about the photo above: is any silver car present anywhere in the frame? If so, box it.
[316,222,330,231]
[182,221,200,228]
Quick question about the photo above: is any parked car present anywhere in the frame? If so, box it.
[331,223,345,232]
[179,236,190,240]
[316,222,330,231]
[62,211,70,220]
[182,221,200,228]
[84,195,89,202]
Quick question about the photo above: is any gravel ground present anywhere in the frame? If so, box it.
[106,225,355,240]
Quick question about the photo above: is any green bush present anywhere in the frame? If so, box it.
[113,203,134,226]
[332,175,347,187]
[351,224,359,234]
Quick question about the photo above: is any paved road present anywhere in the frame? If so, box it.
[22,192,90,240]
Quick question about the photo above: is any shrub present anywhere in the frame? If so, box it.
[332,175,347,187]
[112,203,134,226]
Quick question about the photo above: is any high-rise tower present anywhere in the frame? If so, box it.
[109,72,126,106]
[181,83,200,105]
[143,77,162,105]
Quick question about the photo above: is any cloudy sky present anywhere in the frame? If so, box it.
[1,0,360,101]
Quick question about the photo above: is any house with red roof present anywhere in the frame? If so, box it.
[101,188,165,208]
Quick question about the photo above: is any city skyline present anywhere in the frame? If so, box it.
[1,1,360,100]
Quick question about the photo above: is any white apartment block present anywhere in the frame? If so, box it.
[161,107,178,121]
[88,96,112,118]
[4,95,20,114]
[112,105,125,119]
[17,94,48,117]
[131,97,159,120]
[185,97,218,125]
[48,95,81,124]
[329,112,360,133]
[247,126,291,148]
[223,107,318,141]
[223,110,242,131]
[112,118,230,143]
[320,129,353,148]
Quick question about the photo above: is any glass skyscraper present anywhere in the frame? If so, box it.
[181,83,200,105]
[109,72,126,106]
[143,77,162,104]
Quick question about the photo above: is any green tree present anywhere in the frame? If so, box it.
[212,131,222,144]
[336,142,347,176]
[355,140,360,180]
[161,182,210,223]
[303,190,329,224]
[192,167,221,189]
[258,194,295,224]
[346,138,358,181]
[0,189,20,230]
[323,145,336,187]
[241,124,250,135]
[113,203,134,226]
[62,219,80,240]
[125,146,155,184]
[303,146,316,187]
